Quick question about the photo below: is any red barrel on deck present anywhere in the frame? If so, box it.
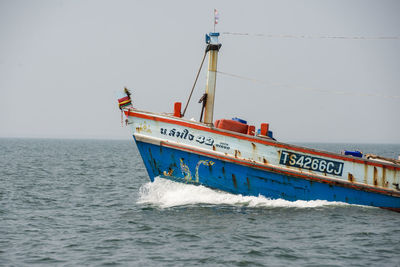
[214,119,249,134]
[247,125,255,136]
[173,102,182,118]
[260,123,269,136]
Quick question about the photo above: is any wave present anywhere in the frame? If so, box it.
[137,177,350,209]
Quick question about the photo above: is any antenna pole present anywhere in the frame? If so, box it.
[213,9,219,33]
[203,32,221,125]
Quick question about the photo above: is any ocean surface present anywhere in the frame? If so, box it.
[1,138,399,266]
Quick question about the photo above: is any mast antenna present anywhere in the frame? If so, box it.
[213,9,219,32]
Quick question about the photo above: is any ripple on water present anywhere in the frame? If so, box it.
[1,139,400,266]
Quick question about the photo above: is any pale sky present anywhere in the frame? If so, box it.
[1,0,399,143]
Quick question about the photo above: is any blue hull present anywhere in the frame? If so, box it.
[135,139,400,210]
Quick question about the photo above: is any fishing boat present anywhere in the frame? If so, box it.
[117,30,400,211]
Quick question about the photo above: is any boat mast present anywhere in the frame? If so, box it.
[203,32,221,125]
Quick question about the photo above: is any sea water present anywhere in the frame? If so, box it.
[0,138,399,266]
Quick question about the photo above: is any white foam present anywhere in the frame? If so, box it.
[137,177,349,209]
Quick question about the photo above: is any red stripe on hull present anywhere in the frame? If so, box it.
[158,140,400,198]
[126,110,400,171]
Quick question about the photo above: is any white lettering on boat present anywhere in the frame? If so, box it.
[159,127,229,150]
[279,150,344,176]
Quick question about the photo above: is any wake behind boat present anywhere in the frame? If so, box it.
[117,28,400,211]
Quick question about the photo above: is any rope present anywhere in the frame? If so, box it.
[217,71,400,99]
[222,32,400,40]
[182,51,208,117]
[217,71,264,83]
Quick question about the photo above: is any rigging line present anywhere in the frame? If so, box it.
[182,51,207,117]
[222,32,400,40]
[217,71,400,99]
[217,71,264,83]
